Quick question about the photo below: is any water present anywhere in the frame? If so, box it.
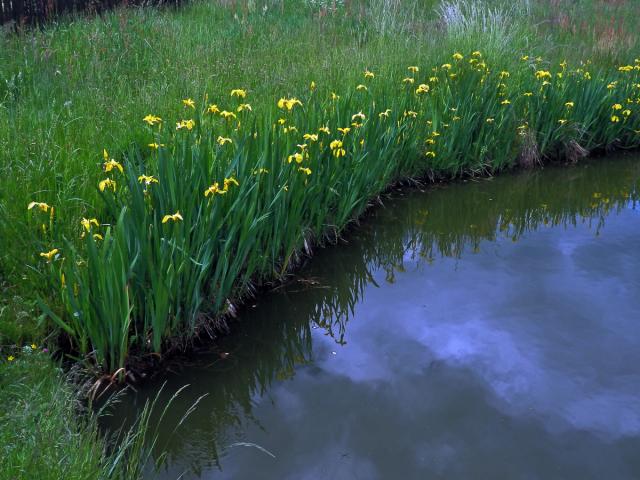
[105,155,640,479]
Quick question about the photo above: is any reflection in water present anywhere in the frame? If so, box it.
[104,156,640,479]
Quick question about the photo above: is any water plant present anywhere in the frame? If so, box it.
[29,51,640,373]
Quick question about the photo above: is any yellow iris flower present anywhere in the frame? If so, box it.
[162,212,183,223]
[27,201,50,212]
[40,248,59,262]
[81,218,99,231]
[138,175,159,185]
[143,114,162,126]
[230,89,247,98]
[99,178,117,192]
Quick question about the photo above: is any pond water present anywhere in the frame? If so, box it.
[106,155,640,479]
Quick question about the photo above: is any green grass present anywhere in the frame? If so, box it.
[0,352,135,479]
[0,350,203,479]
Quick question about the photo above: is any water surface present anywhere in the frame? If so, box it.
[107,155,640,479]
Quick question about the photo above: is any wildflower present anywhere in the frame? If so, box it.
[619,65,634,73]
[425,138,436,145]
[425,151,436,158]
[143,114,162,126]
[558,119,567,125]
[472,51,482,57]
[204,183,221,197]
[352,112,366,121]
[429,76,438,83]
[499,71,510,78]
[408,66,419,73]
[237,103,252,112]
[253,168,269,175]
[356,84,368,91]
[622,109,632,116]
[207,104,220,114]
[351,122,363,128]
[27,202,50,213]
[402,77,415,84]
[220,111,237,120]
[182,98,195,109]
[176,119,195,130]
[283,126,298,134]
[80,218,99,231]
[364,70,375,79]
[277,97,303,111]
[330,139,346,157]
[612,104,623,111]
[103,158,123,174]
[288,152,304,164]
[277,118,287,125]
[535,70,551,80]
[337,127,351,135]
[404,110,418,118]
[223,177,239,190]
[217,136,233,146]
[607,82,617,90]
[93,234,103,241]
[319,126,331,135]
[501,99,511,105]
[138,175,159,185]
[415,84,430,95]
[565,101,574,108]
[331,92,340,101]
[298,167,312,175]
[611,115,620,123]
[297,144,308,151]
[379,109,391,119]
[8,355,14,362]
[31,344,37,350]
[148,143,165,149]
[452,52,463,60]
[453,116,461,121]
[40,248,59,262]
[162,211,183,223]
[303,133,319,142]
[99,178,117,192]
[486,117,495,123]
[560,60,567,69]
[230,89,247,98]
[310,81,316,91]
[441,63,452,70]
[521,55,529,61]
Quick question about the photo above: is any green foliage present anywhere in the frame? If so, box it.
[36,51,640,372]
[1,0,640,364]
[0,352,203,479]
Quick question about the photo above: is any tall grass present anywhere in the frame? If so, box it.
[0,352,200,479]
[31,48,640,373]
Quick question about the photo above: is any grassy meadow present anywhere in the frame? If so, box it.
[1,0,640,475]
